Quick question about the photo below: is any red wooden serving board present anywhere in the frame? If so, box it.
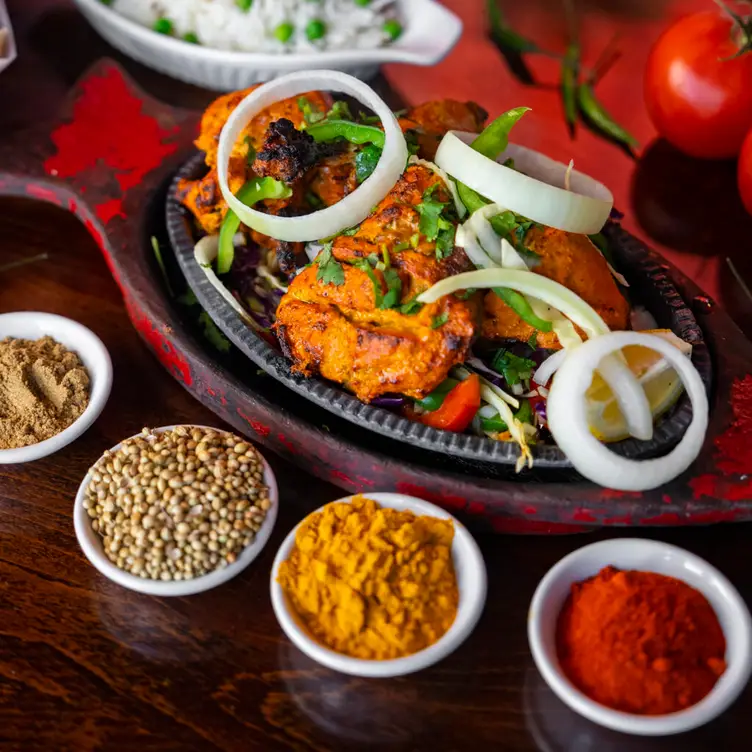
[1,45,750,532]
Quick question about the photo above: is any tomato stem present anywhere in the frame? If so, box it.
[713,0,752,58]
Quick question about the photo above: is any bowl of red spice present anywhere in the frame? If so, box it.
[528,539,752,736]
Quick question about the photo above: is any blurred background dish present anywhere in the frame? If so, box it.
[72,0,462,89]
[0,0,17,73]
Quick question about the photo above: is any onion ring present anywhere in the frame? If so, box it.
[436,132,613,234]
[217,70,408,242]
[546,332,709,490]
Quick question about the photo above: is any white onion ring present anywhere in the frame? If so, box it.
[547,332,709,490]
[533,349,568,386]
[217,70,408,242]
[436,132,613,234]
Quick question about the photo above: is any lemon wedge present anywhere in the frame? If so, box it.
[586,329,692,442]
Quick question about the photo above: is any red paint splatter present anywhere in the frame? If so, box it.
[571,509,597,523]
[601,515,633,525]
[491,516,587,534]
[44,67,179,193]
[330,469,354,487]
[236,409,270,438]
[26,183,63,205]
[277,432,296,453]
[523,505,538,515]
[662,494,672,504]
[691,375,752,501]
[126,299,192,386]
[600,489,643,499]
[355,475,375,487]
[394,482,468,512]
[95,198,125,224]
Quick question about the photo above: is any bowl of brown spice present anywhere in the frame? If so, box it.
[528,539,752,736]
[0,312,112,464]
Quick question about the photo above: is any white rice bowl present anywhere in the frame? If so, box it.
[110,0,400,53]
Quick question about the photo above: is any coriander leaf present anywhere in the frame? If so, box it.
[198,311,231,353]
[326,100,353,121]
[455,288,477,300]
[528,331,539,349]
[316,242,345,286]
[298,96,324,126]
[355,143,383,183]
[435,225,456,259]
[415,184,446,242]
[490,348,536,386]
[399,296,423,315]
[244,135,256,165]
[410,233,420,248]
[356,259,384,307]
[381,268,402,309]
[340,226,359,237]
[431,311,450,329]
[404,129,421,156]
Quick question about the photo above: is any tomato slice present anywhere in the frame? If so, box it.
[418,374,481,432]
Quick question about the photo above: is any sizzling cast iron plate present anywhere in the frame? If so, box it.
[167,154,713,469]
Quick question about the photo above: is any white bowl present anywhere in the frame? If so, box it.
[73,0,462,90]
[0,312,112,464]
[74,425,279,596]
[528,538,752,736]
[270,492,487,678]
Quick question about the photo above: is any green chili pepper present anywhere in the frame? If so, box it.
[577,83,638,149]
[217,178,292,275]
[516,398,533,425]
[456,107,530,216]
[306,119,385,148]
[416,378,459,412]
[493,288,553,332]
[561,43,580,138]
[486,0,540,85]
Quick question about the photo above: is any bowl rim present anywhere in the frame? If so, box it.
[270,491,487,678]
[527,538,752,736]
[0,311,113,464]
[73,0,462,67]
[73,424,279,596]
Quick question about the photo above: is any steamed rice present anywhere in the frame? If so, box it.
[110,0,401,53]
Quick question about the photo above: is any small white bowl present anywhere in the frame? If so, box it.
[74,425,279,596]
[270,492,487,678]
[73,0,462,90]
[528,538,752,736]
[0,312,113,464]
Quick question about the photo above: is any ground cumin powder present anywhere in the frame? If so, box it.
[0,336,90,450]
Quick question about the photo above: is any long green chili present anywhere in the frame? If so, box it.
[217,177,291,275]
[577,83,638,149]
[416,378,459,412]
[561,43,580,138]
[306,119,385,148]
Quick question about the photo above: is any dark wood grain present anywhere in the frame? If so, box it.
[1,1,751,750]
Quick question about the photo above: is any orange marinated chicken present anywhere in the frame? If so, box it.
[482,227,630,349]
[274,166,478,402]
[177,88,331,235]
[400,100,488,160]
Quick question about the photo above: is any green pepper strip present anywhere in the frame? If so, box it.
[576,83,638,148]
[493,288,552,332]
[306,119,386,148]
[416,378,459,412]
[217,177,292,275]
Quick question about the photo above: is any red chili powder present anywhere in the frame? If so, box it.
[556,566,726,715]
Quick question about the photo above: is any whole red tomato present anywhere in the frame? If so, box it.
[738,128,752,214]
[645,8,752,159]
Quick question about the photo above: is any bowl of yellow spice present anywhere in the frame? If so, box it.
[271,493,487,678]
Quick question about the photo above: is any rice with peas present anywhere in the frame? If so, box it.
[110,0,402,53]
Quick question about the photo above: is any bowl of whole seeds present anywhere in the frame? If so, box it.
[74,424,278,596]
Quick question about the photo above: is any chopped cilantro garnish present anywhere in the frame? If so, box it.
[528,332,539,349]
[298,96,324,126]
[244,135,256,165]
[455,288,477,300]
[410,233,420,249]
[404,129,421,157]
[490,348,536,386]
[435,224,456,259]
[490,210,542,262]
[415,184,445,241]
[356,144,383,183]
[316,242,345,286]
[306,190,324,209]
[357,257,402,310]
[399,296,423,315]
[393,241,410,252]
[340,226,359,237]
[326,100,353,121]
[431,311,450,329]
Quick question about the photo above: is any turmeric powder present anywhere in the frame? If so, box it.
[277,495,459,660]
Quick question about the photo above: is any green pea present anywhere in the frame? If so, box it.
[384,19,402,41]
[183,32,199,44]
[306,19,327,41]
[275,22,294,43]
[153,18,173,35]
[236,0,253,11]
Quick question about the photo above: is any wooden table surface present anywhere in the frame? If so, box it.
[1,1,751,750]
